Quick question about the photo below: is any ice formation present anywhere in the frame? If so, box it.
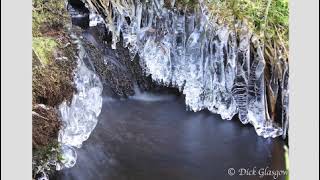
[58,33,103,169]
[83,0,289,138]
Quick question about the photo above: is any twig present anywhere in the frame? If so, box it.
[274,25,289,60]
[32,48,45,66]
[264,0,273,29]
[32,111,49,121]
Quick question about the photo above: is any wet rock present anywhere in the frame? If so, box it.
[70,23,156,97]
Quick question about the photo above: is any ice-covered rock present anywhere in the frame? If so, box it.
[58,33,103,168]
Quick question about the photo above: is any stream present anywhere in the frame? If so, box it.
[56,92,285,180]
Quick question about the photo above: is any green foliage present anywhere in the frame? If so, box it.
[208,1,288,35]
[32,0,76,107]
[174,0,289,52]
[32,37,57,65]
[206,0,289,59]
[33,140,61,161]
[32,140,64,178]
[32,0,68,36]
[266,0,289,44]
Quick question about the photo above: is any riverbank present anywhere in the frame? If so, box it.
[32,0,77,178]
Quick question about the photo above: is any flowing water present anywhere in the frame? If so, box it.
[56,92,286,180]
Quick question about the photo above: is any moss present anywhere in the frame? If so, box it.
[32,37,57,65]
[32,0,76,108]
[32,105,61,148]
[32,0,70,37]
[206,0,289,51]
[32,0,77,178]
[32,140,63,179]
[32,53,76,107]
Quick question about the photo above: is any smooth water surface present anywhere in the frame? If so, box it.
[56,93,286,180]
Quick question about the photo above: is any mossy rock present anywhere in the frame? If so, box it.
[32,0,77,177]
[32,0,76,107]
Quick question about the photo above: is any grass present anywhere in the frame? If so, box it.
[210,0,289,60]
[32,37,58,65]
[174,0,289,60]
[32,0,68,37]
[207,1,288,43]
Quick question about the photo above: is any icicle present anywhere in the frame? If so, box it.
[83,0,288,138]
[58,33,103,169]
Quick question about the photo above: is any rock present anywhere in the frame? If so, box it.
[69,5,157,97]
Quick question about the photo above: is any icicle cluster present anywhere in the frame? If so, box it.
[84,0,289,138]
[58,33,103,169]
